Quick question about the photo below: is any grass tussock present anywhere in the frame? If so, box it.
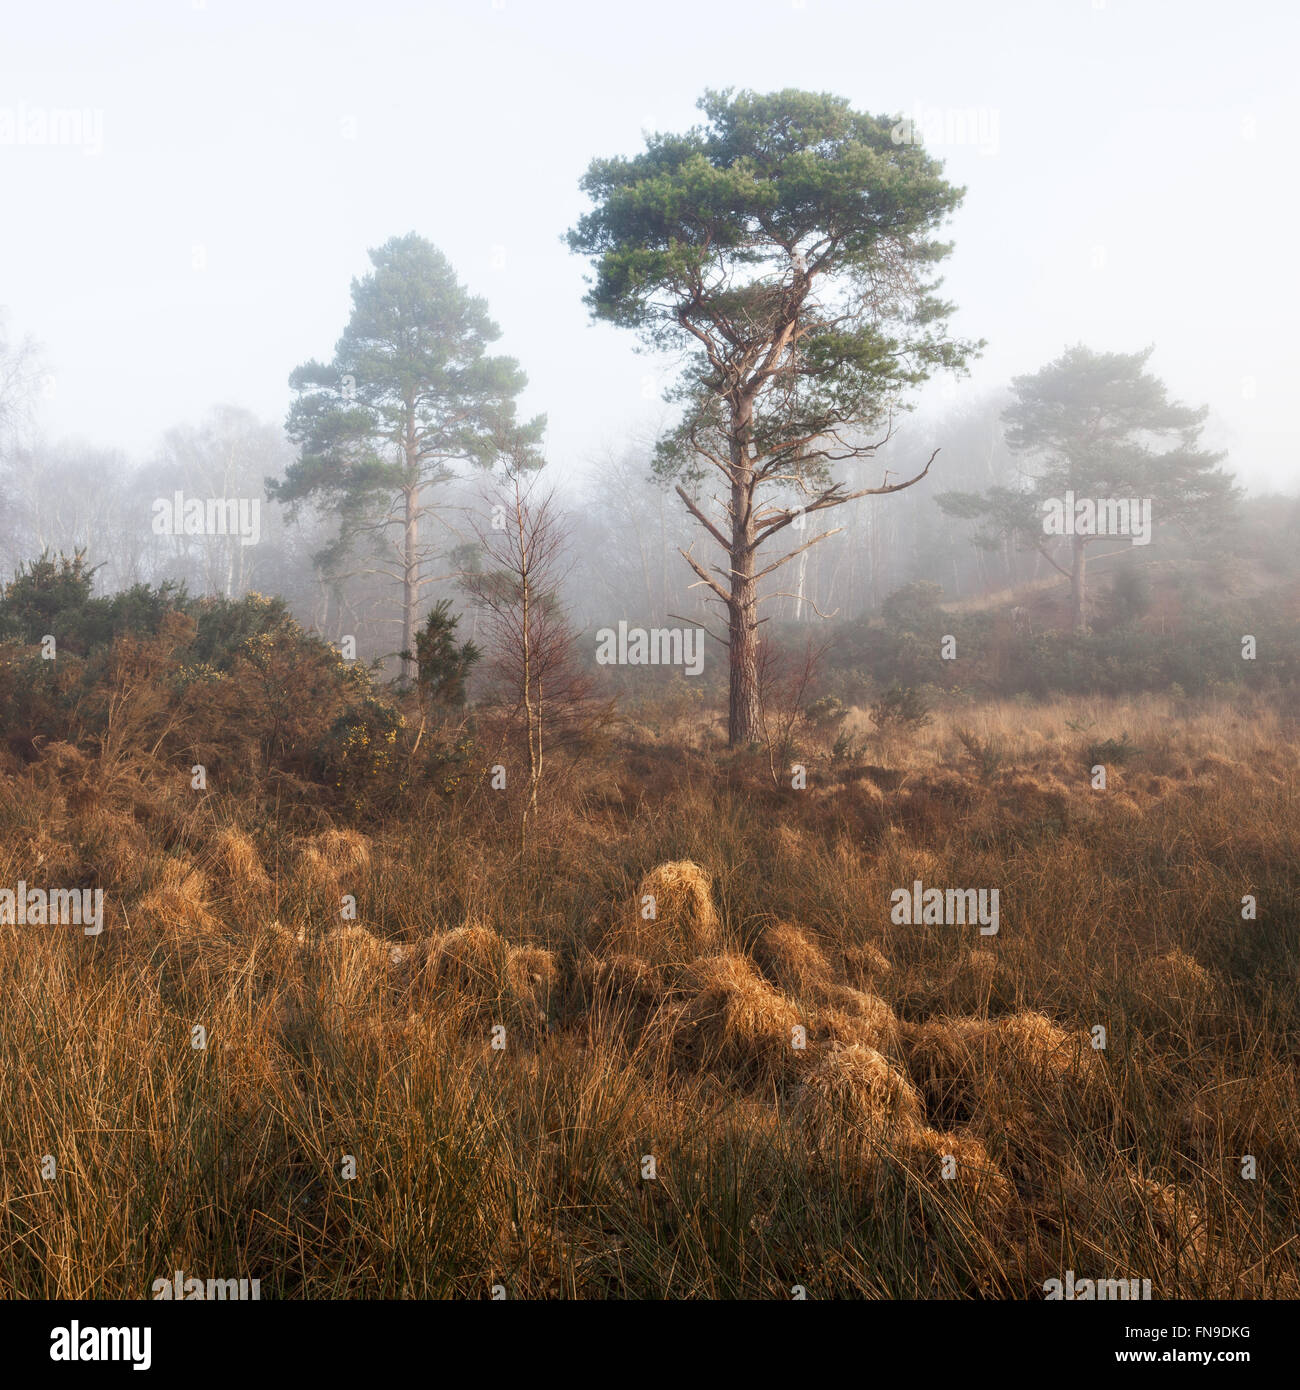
[0,690,1295,1297]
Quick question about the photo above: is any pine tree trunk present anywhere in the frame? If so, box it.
[1071,535,1089,633]
[402,481,420,681]
[728,468,762,747]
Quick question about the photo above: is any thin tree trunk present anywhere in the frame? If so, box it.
[516,483,540,852]
[1071,535,1089,632]
[728,462,762,746]
[402,480,420,680]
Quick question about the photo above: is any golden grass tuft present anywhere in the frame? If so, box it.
[839,941,892,986]
[901,1010,1101,1149]
[1137,949,1214,1009]
[903,1125,1018,1213]
[986,1010,1100,1081]
[753,920,830,993]
[315,923,392,1020]
[792,1043,926,1149]
[321,922,391,972]
[904,947,1010,1017]
[136,858,222,933]
[811,984,899,1050]
[668,952,803,1086]
[506,945,558,1020]
[1124,1176,1210,1267]
[616,859,720,962]
[299,828,373,897]
[311,828,372,872]
[426,922,510,997]
[580,951,667,1033]
[211,825,270,889]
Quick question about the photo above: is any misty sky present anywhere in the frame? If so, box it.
[3,0,1297,492]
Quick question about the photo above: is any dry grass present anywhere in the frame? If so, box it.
[0,690,1295,1297]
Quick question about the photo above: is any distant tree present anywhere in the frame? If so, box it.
[2,440,132,582]
[270,234,544,679]
[0,313,44,560]
[148,405,291,598]
[0,311,41,449]
[937,345,1237,632]
[568,88,979,745]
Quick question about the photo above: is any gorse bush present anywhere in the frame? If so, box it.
[870,684,932,733]
[316,697,408,812]
[0,552,411,803]
[1085,732,1141,767]
[954,726,1004,780]
[0,551,186,654]
[811,576,1300,704]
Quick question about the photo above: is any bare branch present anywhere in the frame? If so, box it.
[674,484,731,552]
[752,525,843,582]
[667,613,730,647]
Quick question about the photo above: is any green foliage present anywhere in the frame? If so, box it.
[1086,732,1141,767]
[0,551,416,798]
[187,591,294,667]
[830,728,864,762]
[413,599,480,707]
[270,233,545,671]
[568,88,980,745]
[315,696,407,812]
[954,727,1005,780]
[880,580,947,636]
[804,695,846,729]
[870,684,932,733]
[1104,563,1153,627]
[812,567,1300,703]
[0,551,186,654]
[936,346,1240,619]
[422,726,479,796]
[271,233,543,541]
[569,88,979,491]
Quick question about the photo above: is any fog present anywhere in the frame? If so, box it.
[1,0,1297,663]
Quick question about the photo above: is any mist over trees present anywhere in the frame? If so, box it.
[0,88,1293,720]
[270,233,545,681]
[938,346,1239,633]
[0,363,1291,705]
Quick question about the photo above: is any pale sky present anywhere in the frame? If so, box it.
[3,0,1297,491]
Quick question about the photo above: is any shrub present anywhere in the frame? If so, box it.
[954,727,1004,780]
[413,599,480,707]
[870,684,932,733]
[1085,732,1141,767]
[315,696,407,811]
